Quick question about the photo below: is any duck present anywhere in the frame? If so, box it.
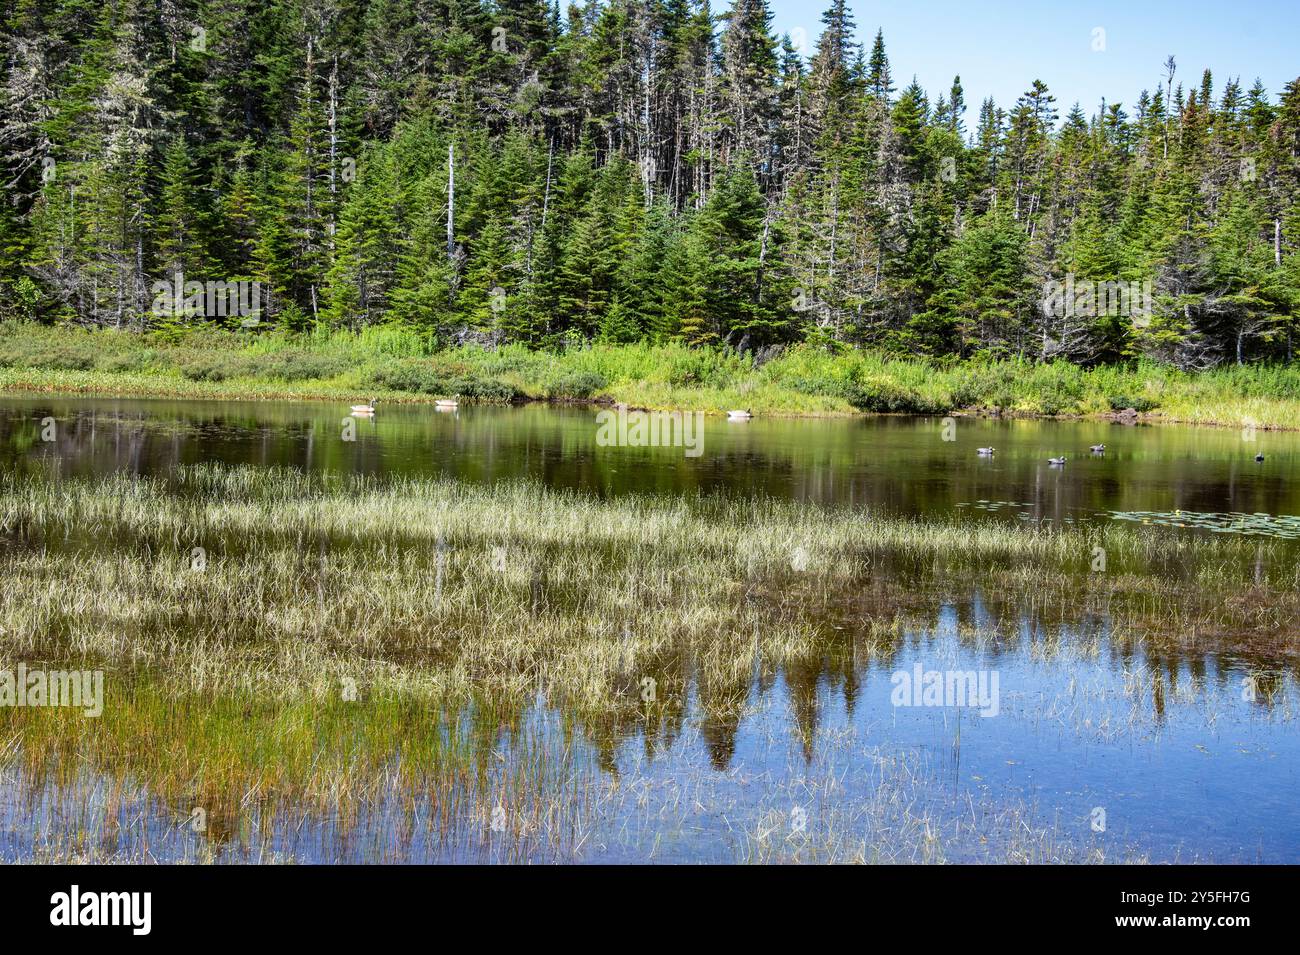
[1089,444,1106,454]
[727,409,753,420]
[350,398,377,414]
[1255,452,1265,462]
[976,447,996,456]
[1048,456,1067,466]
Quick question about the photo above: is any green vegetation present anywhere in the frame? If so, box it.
[4,322,1300,427]
[2,0,1293,863]
[2,1,1297,372]
[0,464,1293,861]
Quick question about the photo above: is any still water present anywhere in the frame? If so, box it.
[1,396,1298,863]
[2,395,1296,521]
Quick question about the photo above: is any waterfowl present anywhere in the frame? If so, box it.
[435,398,459,409]
[350,398,377,414]
[1089,444,1106,454]
[727,409,753,420]
[1048,456,1067,466]
[976,447,996,456]
[1255,452,1265,462]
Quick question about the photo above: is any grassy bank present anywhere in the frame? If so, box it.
[3,322,1300,428]
[1,465,1295,861]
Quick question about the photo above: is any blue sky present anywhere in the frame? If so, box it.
[766,0,1298,122]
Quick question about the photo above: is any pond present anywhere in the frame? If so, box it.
[2,395,1296,517]
[0,396,1297,863]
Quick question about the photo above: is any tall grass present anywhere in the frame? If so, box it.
[5,321,1300,425]
[1,464,1292,862]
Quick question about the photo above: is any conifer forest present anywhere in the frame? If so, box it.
[2,0,1298,368]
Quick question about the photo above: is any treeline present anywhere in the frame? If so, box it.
[2,0,1299,368]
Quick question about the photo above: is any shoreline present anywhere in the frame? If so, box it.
[2,368,1295,432]
[3,326,1298,430]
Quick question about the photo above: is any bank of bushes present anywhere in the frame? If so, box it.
[2,321,1299,427]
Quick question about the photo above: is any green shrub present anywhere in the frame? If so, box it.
[665,348,735,388]
[947,364,1016,408]
[845,379,949,414]
[1037,393,1068,416]
[542,370,607,399]
[251,349,349,382]
[365,359,444,394]
[1107,394,1158,412]
[0,338,98,370]
[451,376,522,402]
[95,350,159,374]
[364,359,521,401]
[177,353,254,382]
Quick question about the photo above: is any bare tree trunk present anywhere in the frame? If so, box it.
[328,54,338,249]
[540,138,553,234]
[528,139,554,282]
[446,143,455,266]
[756,207,771,300]
[135,231,145,330]
[305,38,319,324]
[1163,57,1176,160]
[827,174,840,284]
[642,36,654,205]
[671,104,681,208]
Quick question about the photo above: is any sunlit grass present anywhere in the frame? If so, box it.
[5,321,1300,426]
[0,463,1295,862]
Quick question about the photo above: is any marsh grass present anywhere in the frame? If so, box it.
[0,464,1295,861]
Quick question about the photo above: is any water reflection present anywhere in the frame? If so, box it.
[2,396,1297,526]
[2,396,1299,863]
[4,595,1297,864]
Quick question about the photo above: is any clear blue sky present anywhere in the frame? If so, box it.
[766,0,1298,124]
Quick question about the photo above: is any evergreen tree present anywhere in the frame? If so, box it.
[0,0,1296,368]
